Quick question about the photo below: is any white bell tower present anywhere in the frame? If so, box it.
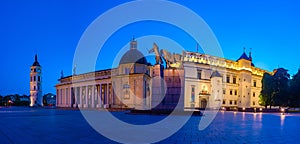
[30,54,43,106]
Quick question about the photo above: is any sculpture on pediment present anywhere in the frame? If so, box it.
[149,43,183,68]
[148,43,162,65]
[160,49,174,68]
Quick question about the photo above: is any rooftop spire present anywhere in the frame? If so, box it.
[249,48,252,61]
[130,37,137,50]
[35,54,38,62]
[237,47,251,61]
[32,54,41,66]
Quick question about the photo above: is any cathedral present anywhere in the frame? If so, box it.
[55,39,269,111]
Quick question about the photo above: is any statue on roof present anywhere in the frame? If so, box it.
[60,70,64,79]
[148,43,162,65]
[73,64,77,75]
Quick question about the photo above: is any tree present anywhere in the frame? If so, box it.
[0,95,3,106]
[260,73,274,109]
[272,68,290,107]
[290,69,300,107]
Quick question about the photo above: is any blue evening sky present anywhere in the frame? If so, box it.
[0,0,299,95]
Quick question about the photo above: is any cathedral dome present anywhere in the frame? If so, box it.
[119,39,147,65]
[119,49,147,65]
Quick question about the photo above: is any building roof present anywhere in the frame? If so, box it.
[237,52,251,61]
[32,54,41,66]
[211,70,222,78]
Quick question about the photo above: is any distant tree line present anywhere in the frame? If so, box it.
[259,68,300,108]
[0,94,30,106]
[0,93,56,107]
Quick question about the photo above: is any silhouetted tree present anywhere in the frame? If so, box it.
[290,69,300,107]
[260,73,274,109]
[43,94,48,106]
[0,94,29,106]
[3,95,11,106]
[0,95,2,105]
[273,68,290,107]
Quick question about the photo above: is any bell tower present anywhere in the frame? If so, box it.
[30,54,43,106]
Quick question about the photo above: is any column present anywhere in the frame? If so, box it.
[62,88,65,106]
[73,87,77,108]
[79,86,82,108]
[56,89,59,107]
[85,86,88,108]
[65,88,67,106]
[98,84,102,108]
[69,87,72,108]
[106,83,109,108]
[91,85,95,108]
[111,83,114,105]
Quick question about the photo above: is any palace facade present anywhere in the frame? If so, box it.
[56,39,269,111]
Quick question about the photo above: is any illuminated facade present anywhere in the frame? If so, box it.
[56,40,269,110]
[183,51,268,110]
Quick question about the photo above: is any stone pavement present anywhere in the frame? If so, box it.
[1,107,300,144]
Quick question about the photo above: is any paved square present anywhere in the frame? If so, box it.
[1,107,300,144]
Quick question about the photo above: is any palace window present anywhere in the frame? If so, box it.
[123,83,130,99]
[197,70,202,79]
[223,89,226,95]
[34,76,36,82]
[253,80,257,87]
[233,76,237,84]
[253,101,256,105]
[234,90,238,96]
[234,101,237,105]
[124,68,130,75]
[191,86,195,103]
[229,100,232,105]
[253,92,256,97]
[226,75,230,83]
[230,90,233,95]
[223,100,226,105]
